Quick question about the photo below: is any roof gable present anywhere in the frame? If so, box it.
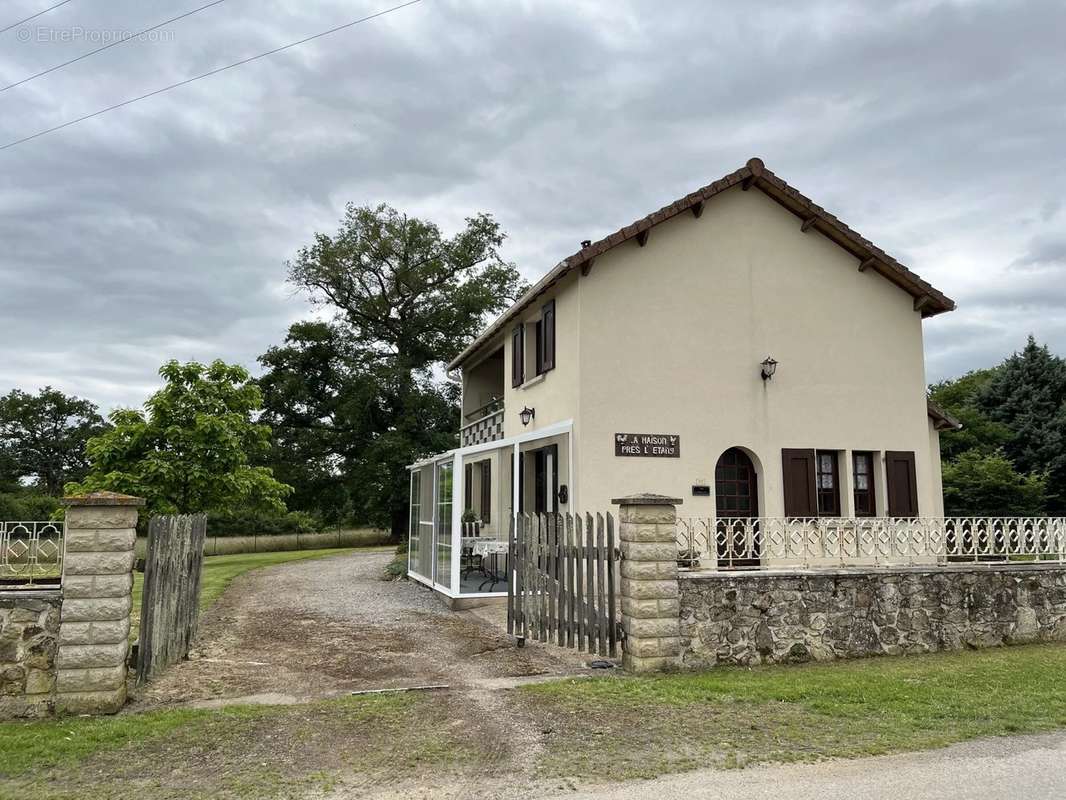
[450,157,955,370]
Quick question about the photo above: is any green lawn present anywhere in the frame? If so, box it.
[521,643,1066,778]
[4,629,1066,795]
[130,546,390,641]
[0,693,473,800]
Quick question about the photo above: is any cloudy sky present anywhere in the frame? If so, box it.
[1,0,1064,411]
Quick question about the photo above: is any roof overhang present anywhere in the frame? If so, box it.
[449,157,956,371]
[927,400,963,432]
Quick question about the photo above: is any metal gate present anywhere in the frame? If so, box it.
[507,512,620,657]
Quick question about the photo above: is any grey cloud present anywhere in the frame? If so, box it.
[1,0,1066,407]
[1010,235,1066,270]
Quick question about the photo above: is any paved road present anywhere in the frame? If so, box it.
[546,730,1066,800]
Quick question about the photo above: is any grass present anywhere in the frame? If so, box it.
[0,693,472,800]
[521,643,1066,779]
[130,546,392,641]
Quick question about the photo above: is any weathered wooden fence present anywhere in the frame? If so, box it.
[136,514,207,684]
[507,512,620,658]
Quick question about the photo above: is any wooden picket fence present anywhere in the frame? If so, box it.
[507,512,620,658]
[136,514,207,684]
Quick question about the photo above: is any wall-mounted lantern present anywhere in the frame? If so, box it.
[519,406,536,426]
[760,356,779,381]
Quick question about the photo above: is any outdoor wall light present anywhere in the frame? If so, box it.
[519,406,536,426]
[760,356,779,381]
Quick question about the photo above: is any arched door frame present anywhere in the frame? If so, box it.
[714,446,761,519]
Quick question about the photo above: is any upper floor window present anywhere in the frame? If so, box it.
[852,451,875,517]
[538,300,555,374]
[513,300,556,386]
[815,450,840,517]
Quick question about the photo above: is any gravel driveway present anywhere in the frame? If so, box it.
[134,549,585,708]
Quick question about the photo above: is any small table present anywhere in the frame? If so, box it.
[473,539,509,591]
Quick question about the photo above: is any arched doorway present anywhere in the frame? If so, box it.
[714,448,760,567]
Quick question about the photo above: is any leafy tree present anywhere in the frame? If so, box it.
[928,368,1011,461]
[263,204,526,536]
[67,360,292,515]
[942,450,1048,516]
[257,322,369,522]
[977,336,1066,509]
[0,387,107,494]
[287,203,525,366]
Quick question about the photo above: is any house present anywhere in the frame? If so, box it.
[407,157,960,602]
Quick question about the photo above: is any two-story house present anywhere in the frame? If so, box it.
[408,157,960,602]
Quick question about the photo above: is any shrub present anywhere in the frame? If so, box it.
[0,490,61,521]
[206,508,324,537]
[383,541,409,580]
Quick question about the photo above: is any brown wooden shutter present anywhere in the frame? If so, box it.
[464,463,472,509]
[511,325,524,387]
[885,451,918,517]
[541,300,555,372]
[781,448,818,517]
[480,461,491,518]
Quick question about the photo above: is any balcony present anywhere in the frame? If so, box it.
[460,398,504,447]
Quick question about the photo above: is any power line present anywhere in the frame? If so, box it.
[0,0,424,152]
[0,0,75,35]
[2,0,231,94]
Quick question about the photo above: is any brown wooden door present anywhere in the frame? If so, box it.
[715,448,759,567]
[715,448,758,518]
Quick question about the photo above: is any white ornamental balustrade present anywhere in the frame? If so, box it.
[674,517,1066,570]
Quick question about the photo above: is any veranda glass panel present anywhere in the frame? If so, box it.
[435,462,454,589]
[409,470,421,576]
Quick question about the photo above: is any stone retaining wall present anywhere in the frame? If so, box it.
[679,564,1066,668]
[0,591,62,718]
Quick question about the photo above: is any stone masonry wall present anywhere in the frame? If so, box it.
[0,591,62,718]
[679,564,1066,668]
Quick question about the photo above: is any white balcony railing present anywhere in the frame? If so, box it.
[675,517,1066,571]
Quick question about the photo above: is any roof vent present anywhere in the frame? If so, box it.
[581,239,591,248]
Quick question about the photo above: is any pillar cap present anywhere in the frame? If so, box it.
[611,493,683,506]
[63,491,146,507]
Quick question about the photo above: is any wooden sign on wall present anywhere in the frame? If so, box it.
[615,433,681,458]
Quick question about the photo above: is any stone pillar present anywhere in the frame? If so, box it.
[613,494,682,673]
[55,491,143,715]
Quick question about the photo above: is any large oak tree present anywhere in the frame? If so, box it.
[261,204,526,535]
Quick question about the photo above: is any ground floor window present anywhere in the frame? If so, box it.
[815,450,840,517]
[852,451,875,516]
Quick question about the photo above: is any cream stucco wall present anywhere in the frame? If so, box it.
[460,183,944,520]
[498,269,581,440]
[575,186,935,517]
